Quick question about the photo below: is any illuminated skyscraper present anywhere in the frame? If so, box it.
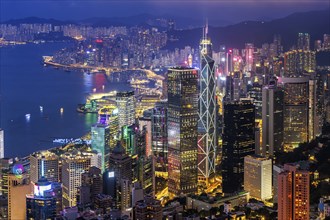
[30,151,59,183]
[245,43,254,72]
[116,91,135,130]
[91,124,110,172]
[198,24,217,186]
[151,101,168,161]
[77,166,102,207]
[278,164,310,220]
[8,173,33,220]
[222,100,255,194]
[297,33,310,51]
[167,67,198,198]
[108,142,133,209]
[284,50,315,76]
[262,79,284,156]
[244,155,272,201]
[282,77,309,152]
[61,150,100,207]
[26,177,58,220]
[92,105,119,171]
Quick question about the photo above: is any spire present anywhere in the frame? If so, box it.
[205,18,208,38]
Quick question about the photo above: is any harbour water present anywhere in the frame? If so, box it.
[0,42,130,157]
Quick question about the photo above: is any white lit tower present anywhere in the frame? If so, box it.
[198,21,217,186]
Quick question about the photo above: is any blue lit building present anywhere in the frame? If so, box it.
[26,177,59,220]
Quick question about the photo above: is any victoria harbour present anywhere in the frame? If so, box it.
[0,43,130,157]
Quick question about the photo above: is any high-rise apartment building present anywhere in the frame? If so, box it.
[262,79,284,156]
[297,33,310,51]
[278,164,310,220]
[222,100,255,194]
[30,150,59,183]
[61,150,100,207]
[167,67,198,198]
[282,77,309,152]
[284,50,315,76]
[244,155,272,201]
[245,43,254,72]
[116,91,135,130]
[198,26,217,186]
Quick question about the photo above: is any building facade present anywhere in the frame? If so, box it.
[198,27,217,186]
[278,164,310,220]
[167,67,198,198]
[244,155,272,201]
[222,100,255,194]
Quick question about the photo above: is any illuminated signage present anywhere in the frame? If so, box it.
[12,164,24,179]
[108,171,114,178]
[34,184,52,197]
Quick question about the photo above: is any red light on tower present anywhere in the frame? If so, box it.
[229,49,232,53]
[95,39,103,43]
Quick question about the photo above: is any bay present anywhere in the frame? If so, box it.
[0,42,130,158]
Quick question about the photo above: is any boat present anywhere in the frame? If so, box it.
[40,106,43,112]
[25,114,31,119]
[60,108,64,114]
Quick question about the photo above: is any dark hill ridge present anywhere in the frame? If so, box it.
[166,9,330,51]
[2,17,74,26]
[3,10,329,50]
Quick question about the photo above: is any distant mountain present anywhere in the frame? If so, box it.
[2,17,74,26]
[165,9,330,51]
[79,13,156,27]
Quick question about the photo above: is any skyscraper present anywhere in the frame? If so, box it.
[91,124,110,171]
[245,43,254,72]
[30,151,59,183]
[26,177,58,220]
[151,101,168,163]
[278,164,310,220]
[198,24,217,186]
[116,91,135,130]
[222,100,255,194]
[77,166,102,207]
[284,50,315,76]
[297,33,310,51]
[91,105,119,171]
[262,79,284,156]
[282,77,309,152]
[244,155,272,201]
[167,67,198,198]
[108,141,133,209]
[8,173,33,220]
[61,150,100,207]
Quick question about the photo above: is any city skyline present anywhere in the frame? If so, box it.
[0,0,329,219]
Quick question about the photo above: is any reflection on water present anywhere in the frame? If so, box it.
[1,43,132,157]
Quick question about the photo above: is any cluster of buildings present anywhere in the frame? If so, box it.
[0,19,330,219]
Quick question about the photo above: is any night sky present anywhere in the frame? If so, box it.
[1,0,329,26]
